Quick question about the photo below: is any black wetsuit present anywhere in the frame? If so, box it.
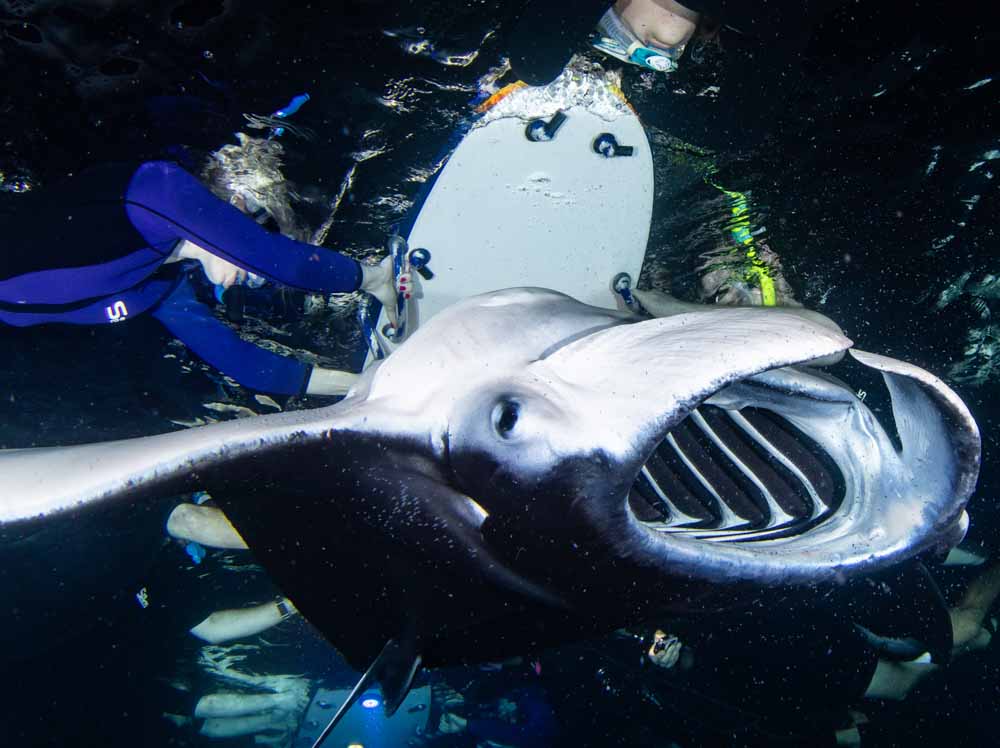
[541,600,880,748]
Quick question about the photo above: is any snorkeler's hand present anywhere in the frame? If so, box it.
[204,258,246,289]
[359,256,410,330]
[173,240,247,288]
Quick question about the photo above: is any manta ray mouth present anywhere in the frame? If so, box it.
[626,402,843,544]
[610,350,980,585]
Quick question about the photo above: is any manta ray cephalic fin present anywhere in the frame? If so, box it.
[311,637,423,748]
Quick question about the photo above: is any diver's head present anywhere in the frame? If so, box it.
[647,629,684,670]
[201,132,306,240]
[592,0,699,72]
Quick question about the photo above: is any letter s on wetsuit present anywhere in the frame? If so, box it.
[0,161,363,396]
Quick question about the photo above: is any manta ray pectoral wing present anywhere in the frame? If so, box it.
[0,403,381,670]
[0,405,348,529]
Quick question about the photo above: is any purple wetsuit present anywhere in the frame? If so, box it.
[0,161,362,395]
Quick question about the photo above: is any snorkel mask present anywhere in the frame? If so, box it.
[214,267,266,324]
[591,7,686,72]
[213,269,266,311]
[237,191,272,227]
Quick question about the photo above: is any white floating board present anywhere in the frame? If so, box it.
[373,69,653,353]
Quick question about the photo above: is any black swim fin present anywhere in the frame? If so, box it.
[310,637,423,748]
[849,560,954,665]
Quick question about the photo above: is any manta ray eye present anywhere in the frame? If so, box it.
[491,399,521,439]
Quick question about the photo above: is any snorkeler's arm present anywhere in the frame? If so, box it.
[151,277,313,396]
[126,161,362,293]
[305,367,359,396]
[189,598,298,645]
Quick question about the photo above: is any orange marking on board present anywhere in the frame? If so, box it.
[475,81,529,113]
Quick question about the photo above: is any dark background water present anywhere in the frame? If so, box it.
[1,1,998,746]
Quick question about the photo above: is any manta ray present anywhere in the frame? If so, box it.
[0,287,980,739]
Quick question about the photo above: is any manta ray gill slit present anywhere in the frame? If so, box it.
[627,404,845,543]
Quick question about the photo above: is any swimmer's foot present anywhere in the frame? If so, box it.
[944,544,989,567]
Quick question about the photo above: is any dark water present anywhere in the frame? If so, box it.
[1,1,998,746]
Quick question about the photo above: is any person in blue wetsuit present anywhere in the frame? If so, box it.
[0,158,401,397]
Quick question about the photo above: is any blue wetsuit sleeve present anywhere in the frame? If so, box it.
[126,161,363,293]
[151,277,312,396]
